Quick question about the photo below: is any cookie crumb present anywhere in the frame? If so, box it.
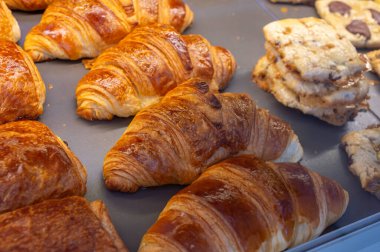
[48,84,53,90]
[281,7,288,13]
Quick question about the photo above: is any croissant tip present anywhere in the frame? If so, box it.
[104,175,139,193]
[77,108,95,121]
[76,107,113,121]
[25,49,50,63]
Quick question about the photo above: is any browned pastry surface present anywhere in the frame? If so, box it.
[0,196,128,252]
[0,121,87,213]
[4,0,53,11]
[103,78,303,192]
[0,0,20,42]
[76,24,236,120]
[24,0,194,61]
[140,155,349,252]
[0,40,46,124]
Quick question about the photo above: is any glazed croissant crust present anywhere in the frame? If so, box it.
[0,121,87,213]
[24,0,194,62]
[0,0,20,42]
[140,155,349,252]
[0,196,128,252]
[4,0,53,11]
[76,24,236,120]
[103,78,303,192]
[0,40,45,124]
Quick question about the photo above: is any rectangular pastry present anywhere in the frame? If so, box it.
[0,196,128,251]
[0,120,87,213]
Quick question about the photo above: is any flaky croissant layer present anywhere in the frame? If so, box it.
[76,24,236,120]
[24,0,194,62]
[103,78,303,192]
[139,155,349,252]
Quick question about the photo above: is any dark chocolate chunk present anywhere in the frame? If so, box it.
[369,9,380,25]
[328,73,342,81]
[328,1,351,16]
[346,20,371,40]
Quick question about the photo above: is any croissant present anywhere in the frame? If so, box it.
[4,0,53,11]
[24,0,194,62]
[0,120,87,213]
[103,78,304,192]
[76,24,236,120]
[0,40,45,124]
[0,0,20,42]
[0,196,128,252]
[139,155,349,252]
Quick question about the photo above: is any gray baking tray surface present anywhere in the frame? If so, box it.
[12,0,380,251]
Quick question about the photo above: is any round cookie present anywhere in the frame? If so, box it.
[316,0,380,48]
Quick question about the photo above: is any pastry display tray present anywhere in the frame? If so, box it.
[12,0,380,251]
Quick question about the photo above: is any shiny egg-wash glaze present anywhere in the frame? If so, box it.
[24,0,194,61]
[0,40,45,124]
[140,156,349,252]
[0,197,128,251]
[0,0,20,41]
[0,121,87,213]
[103,79,303,192]
[76,24,236,120]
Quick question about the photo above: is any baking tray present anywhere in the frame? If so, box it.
[11,0,380,251]
[309,218,380,252]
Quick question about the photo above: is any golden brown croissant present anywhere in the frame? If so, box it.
[139,155,349,252]
[0,40,45,124]
[76,24,236,120]
[0,120,87,213]
[0,196,128,252]
[24,0,194,62]
[0,0,20,42]
[103,78,304,192]
[4,0,53,11]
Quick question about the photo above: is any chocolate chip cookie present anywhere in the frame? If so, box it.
[253,56,368,126]
[253,17,370,126]
[263,17,367,84]
[342,126,380,199]
[316,0,380,48]
[367,49,380,77]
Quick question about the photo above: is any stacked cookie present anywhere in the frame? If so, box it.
[253,17,370,126]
